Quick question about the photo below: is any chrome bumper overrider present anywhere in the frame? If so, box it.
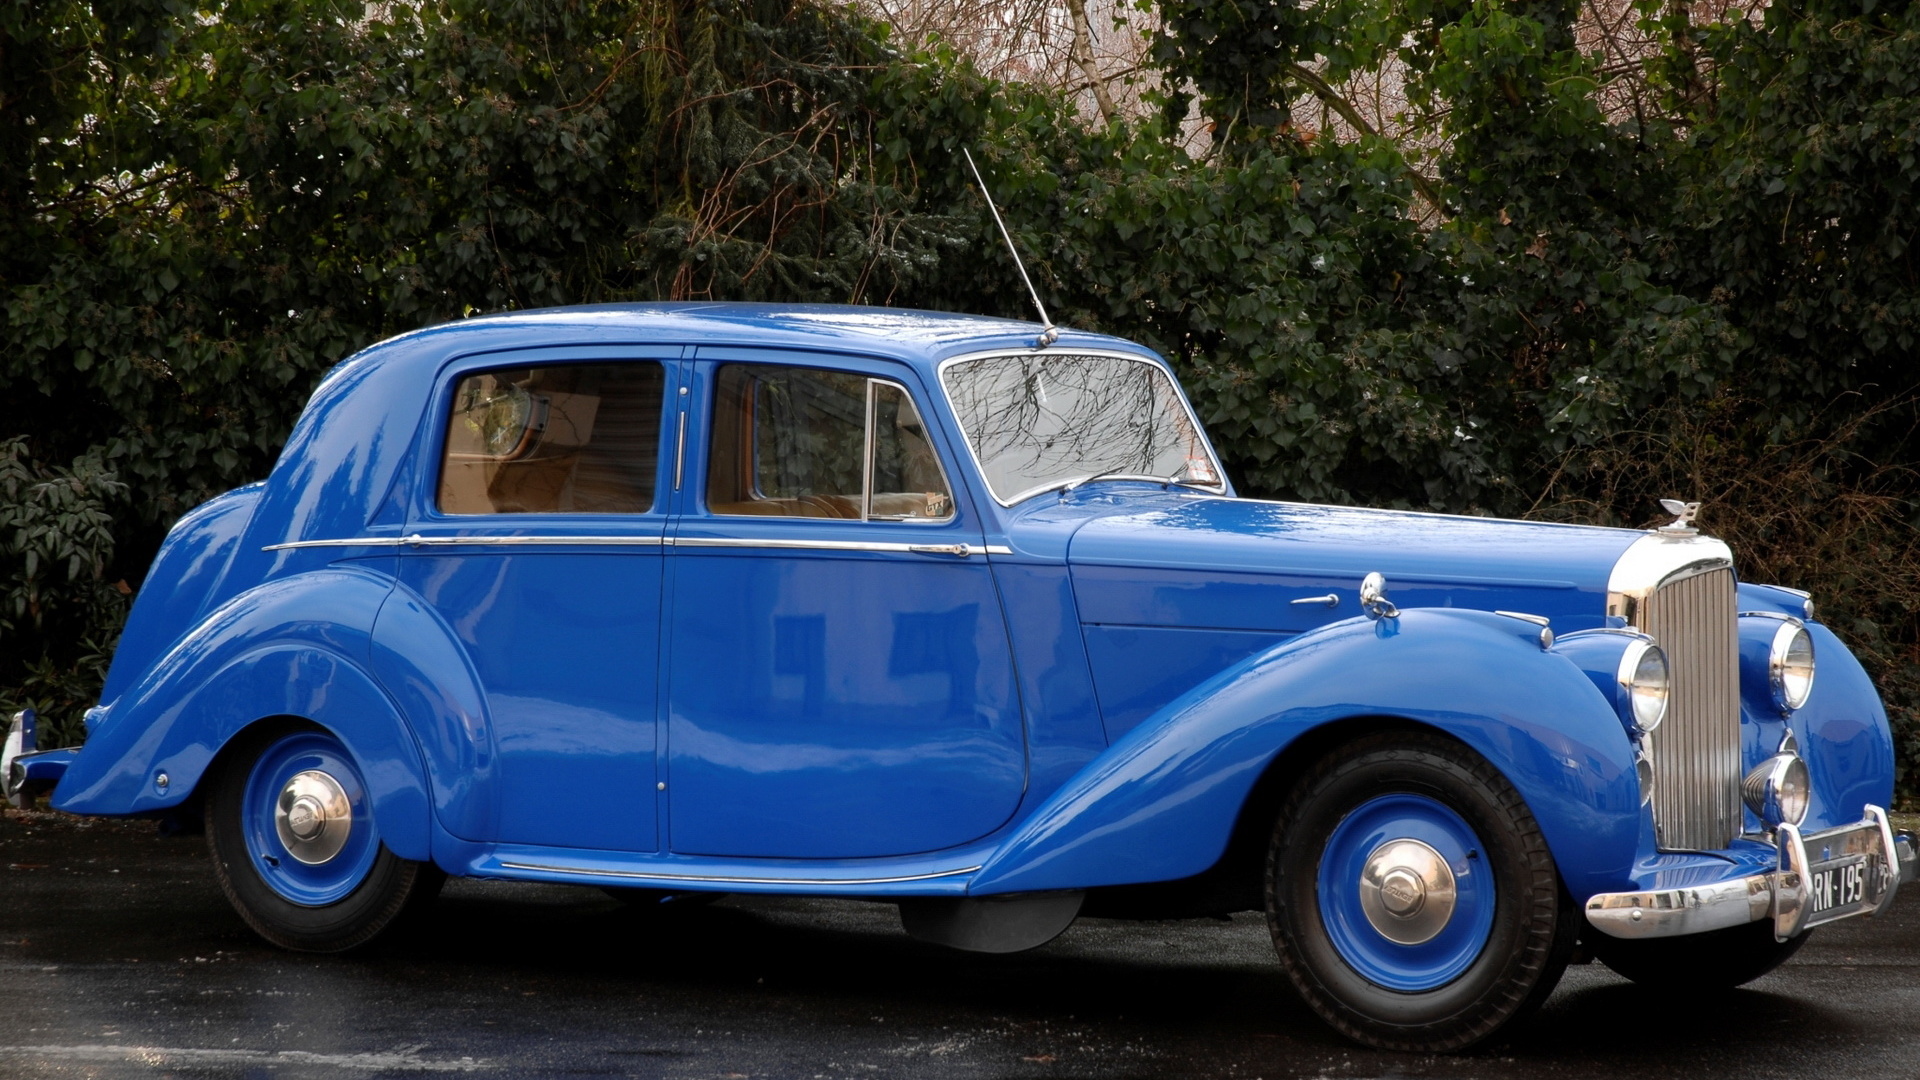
[1586,805,1917,943]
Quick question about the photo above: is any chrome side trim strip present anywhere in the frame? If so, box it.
[673,537,981,556]
[270,535,1013,557]
[265,535,667,551]
[497,861,982,886]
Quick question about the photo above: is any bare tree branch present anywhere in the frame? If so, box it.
[1064,0,1120,125]
[1282,63,1446,215]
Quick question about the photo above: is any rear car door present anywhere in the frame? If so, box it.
[393,349,675,851]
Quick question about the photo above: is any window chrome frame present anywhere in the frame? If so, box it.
[428,356,676,519]
[712,363,958,526]
[936,348,1229,508]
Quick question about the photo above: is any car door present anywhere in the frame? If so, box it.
[392,349,676,852]
[662,349,1026,858]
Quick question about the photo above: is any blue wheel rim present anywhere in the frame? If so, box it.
[1317,793,1495,992]
[241,731,379,906]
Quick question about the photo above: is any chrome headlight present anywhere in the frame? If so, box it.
[1769,622,1815,711]
[1743,752,1811,828]
[1616,640,1669,734]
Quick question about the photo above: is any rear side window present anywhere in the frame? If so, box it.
[707,364,953,521]
[438,362,665,514]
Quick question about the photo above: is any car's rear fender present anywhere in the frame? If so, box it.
[967,608,1642,901]
[365,580,497,842]
[99,483,264,704]
[51,567,434,861]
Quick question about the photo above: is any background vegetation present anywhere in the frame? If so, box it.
[3,0,1916,799]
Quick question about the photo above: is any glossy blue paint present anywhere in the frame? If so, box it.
[1065,497,1640,633]
[1081,625,1286,740]
[1548,629,1648,738]
[53,567,433,861]
[242,729,381,905]
[48,302,1900,943]
[664,348,1026,859]
[10,748,77,789]
[385,348,678,853]
[401,549,663,851]
[1318,795,1495,991]
[461,837,994,897]
[967,608,1643,902]
[102,483,264,704]
[366,583,495,844]
[1768,622,1892,833]
[982,560,1110,803]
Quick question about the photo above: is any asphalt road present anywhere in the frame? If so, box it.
[4,810,1919,1080]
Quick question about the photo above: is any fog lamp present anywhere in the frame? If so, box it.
[1743,752,1811,829]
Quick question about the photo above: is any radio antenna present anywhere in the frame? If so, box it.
[962,147,1060,348]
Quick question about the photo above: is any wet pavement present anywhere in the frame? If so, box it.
[3,809,1918,1079]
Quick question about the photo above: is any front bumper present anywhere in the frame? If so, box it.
[1586,805,1916,943]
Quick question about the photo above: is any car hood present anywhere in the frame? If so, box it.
[1061,496,1647,634]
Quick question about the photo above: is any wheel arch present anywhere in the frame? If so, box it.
[52,568,435,861]
[969,609,1644,899]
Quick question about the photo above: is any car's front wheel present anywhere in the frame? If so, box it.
[206,721,442,952]
[1265,729,1577,1052]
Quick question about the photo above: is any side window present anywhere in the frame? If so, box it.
[708,364,954,521]
[438,362,665,515]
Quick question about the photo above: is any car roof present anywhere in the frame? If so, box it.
[355,302,1163,383]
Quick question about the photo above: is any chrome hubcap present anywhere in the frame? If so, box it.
[1358,838,1456,945]
[274,770,351,865]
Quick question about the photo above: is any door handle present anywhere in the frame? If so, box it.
[908,543,974,557]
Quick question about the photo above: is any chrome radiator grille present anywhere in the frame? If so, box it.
[1642,566,1742,850]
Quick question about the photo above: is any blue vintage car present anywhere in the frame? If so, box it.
[7,304,1913,1051]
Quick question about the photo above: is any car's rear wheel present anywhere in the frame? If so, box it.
[1266,729,1576,1052]
[1586,918,1809,988]
[206,721,442,952]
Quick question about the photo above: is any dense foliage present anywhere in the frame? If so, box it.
[4,0,1917,798]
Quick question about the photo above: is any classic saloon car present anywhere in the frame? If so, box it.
[8,304,1915,1051]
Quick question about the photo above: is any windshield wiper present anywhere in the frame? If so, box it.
[1053,467,1216,497]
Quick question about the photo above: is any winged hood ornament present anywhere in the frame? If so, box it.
[1657,498,1701,536]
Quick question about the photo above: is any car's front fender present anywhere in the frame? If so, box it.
[968,609,1642,901]
[50,566,433,861]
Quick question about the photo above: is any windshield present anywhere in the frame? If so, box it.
[940,352,1223,505]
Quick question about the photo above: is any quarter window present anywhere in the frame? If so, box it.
[437,362,665,515]
[708,364,953,521]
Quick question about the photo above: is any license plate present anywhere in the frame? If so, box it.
[1808,855,1870,917]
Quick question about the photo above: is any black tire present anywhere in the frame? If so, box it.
[206,721,444,953]
[1265,729,1577,1052]
[1587,918,1810,988]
